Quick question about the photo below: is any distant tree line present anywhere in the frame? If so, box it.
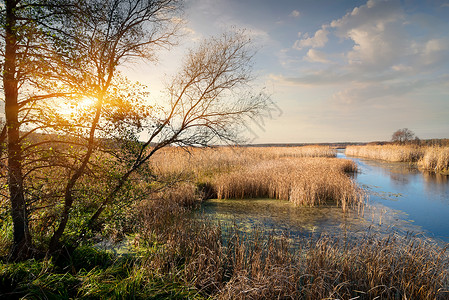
[390,128,448,146]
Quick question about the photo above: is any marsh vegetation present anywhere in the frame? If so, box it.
[1,0,448,298]
[2,145,449,299]
[151,146,364,211]
[346,145,449,174]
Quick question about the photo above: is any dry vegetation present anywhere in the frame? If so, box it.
[214,158,363,212]
[345,145,424,162]
[150,146,364,211]
[346,145,449,174]
[2,145,449,299]
[418,146,449,174]
[134,200,449,300]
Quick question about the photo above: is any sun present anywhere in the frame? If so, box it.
[59,96,97,117]
[77,97,97,110]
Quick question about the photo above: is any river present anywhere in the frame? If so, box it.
[340,150,449,241]
[198,150,449,242]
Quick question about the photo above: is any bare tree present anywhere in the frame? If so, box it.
[1,0,182,258]
[391,128,416,144]
[45,0,182,254]
[84,30,270,234]
[2,0,269,260]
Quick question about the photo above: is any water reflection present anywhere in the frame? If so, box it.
[344,152,449,241]
[198,197,423,244]
[422,172,449,204]
[198,152,449,244]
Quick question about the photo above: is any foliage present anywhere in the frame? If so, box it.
[391,128,417,144]
[0,249,202,299]
[1,0,270,259]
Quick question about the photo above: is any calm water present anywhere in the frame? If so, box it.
[199,151,449,242]
[341,150,449,241]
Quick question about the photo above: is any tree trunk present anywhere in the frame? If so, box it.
[49,93,105,254]
[4,0,32,260]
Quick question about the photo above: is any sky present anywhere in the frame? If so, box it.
[128,0,449,143]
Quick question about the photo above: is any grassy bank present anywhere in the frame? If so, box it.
[2,145,448,299]
[346,145,449,174]
[2,204,448,299]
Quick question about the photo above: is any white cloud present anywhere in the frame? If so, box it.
[331,83,411,105]
[305,49,330,63]
[331,0,403,33]
[290,10,300,18]
[391,64,412,72]
[424,39,447,53]
[282,0,449,113]
[330,0,406,70]
[293,26,329,49]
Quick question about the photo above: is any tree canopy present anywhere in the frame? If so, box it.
[391,128,417,144]
[1,0,269,260]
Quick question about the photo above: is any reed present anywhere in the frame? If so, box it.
[150,145,336,177]
[213,158,363,212]
[149,146,362,212]
[346,145,449,174]
[135,204,449,300]
[117,145,449,298]
[345,145,424,162]
[418,146,449,174]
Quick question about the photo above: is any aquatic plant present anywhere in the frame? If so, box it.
[148,146,362,211]
[345,145,424,162]
[134,203,449,300]
[418,146,449,174]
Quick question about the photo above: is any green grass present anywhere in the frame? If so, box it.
[0,245,204,300]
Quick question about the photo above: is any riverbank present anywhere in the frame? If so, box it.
[2,146,449,299]
[345,145,449,174]
[2,216,448,299]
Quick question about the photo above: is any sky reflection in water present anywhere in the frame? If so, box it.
[198,152,449,243]
[342,151,449,241]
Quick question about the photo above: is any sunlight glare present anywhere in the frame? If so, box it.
[61,96,97,117]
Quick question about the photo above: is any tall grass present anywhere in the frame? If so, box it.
[346,145,449,174]
[134,203,449,300]
[149,146,362,212]
[345,145,424,162]
[214,158,363,212]
[4,212,447,299]
[418,146,449,174]
[2,144,448,299]
[150,145,336,177]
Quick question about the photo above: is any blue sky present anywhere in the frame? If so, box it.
[129,0,449,143]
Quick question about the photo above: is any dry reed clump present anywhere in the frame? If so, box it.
[345,145,425,162]
[346,145,449,174]
[150,145,337,178]
[245,145,337,159]
[137,208,449,300]
[418,146,449,174]
[131,182,200,244]
[214,158,364,212]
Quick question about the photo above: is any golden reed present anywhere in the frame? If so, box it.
[150,146,365,212]
[346,145,449,173]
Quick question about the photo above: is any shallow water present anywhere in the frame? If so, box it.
[198,150,449,242]
[341,151,449,241]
